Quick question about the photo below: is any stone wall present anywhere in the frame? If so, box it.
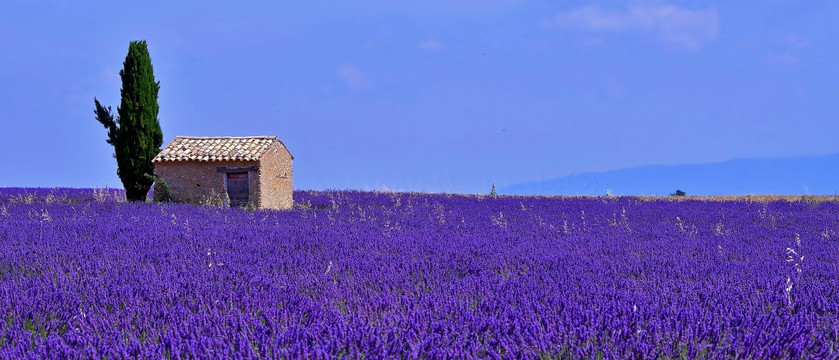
[154,160,260,206]
[257,144,293,209]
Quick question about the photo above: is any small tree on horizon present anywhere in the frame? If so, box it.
[94,40,163,202]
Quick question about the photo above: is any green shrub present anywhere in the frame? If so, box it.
[152,175,173,203]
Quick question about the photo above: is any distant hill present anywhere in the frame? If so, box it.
[502,153,839,196]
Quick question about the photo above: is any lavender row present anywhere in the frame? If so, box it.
[1,189,838,358]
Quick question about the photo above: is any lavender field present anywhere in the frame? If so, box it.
[1,188,838,359]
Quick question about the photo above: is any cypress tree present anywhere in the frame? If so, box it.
[94,40,163,201]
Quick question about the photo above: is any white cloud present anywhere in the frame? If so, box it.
[776,35,810,48]
[418,39,444,52]
[605,79,625,99]
[355,0,530,15]
[549,4,720,50]
[101,68,120,86]
[765,52,801,67]
[764,35,809,67]
[336,63,367,90]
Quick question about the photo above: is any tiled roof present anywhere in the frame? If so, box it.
[153,136,291,162]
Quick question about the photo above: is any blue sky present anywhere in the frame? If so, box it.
[1,0,837,194]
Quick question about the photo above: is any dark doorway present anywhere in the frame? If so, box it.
[226,172,249,207]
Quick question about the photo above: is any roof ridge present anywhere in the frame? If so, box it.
[173,135,278,139]
[153,136,289,162]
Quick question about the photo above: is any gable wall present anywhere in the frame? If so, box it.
[257,144,293,209]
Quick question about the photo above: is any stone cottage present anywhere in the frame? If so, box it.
[152,136,293,209]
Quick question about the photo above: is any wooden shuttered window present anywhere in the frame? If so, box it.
[225,171,250,207]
